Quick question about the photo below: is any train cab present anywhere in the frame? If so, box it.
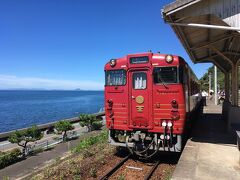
[104,52,201,158]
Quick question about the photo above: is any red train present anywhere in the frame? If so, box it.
[104,52,201,158]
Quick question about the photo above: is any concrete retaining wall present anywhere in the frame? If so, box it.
[0,111,105,141]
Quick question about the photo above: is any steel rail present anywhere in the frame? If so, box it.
[144,160,161,180]
[99,154,131,180]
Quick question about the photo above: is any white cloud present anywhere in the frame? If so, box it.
[0,74,104,90]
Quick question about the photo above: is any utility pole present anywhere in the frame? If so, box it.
[214,66,218,105]
[209,72,212,93]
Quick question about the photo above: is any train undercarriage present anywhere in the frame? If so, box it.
[108,129,182,158]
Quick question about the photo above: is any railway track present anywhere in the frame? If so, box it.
[99,154,161,180]
[99,154,131,180]
[144,160,160,180]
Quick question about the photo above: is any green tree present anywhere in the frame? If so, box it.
[54,120,74,141]
[200,65,225,91]
[8,125,43,157]
[79,114,102,132]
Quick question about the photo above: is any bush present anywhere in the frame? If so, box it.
[79,114,103,132]
[54,120,74,141]
[8,125,43,156]
[0,148,21,169]
[92,121,103,130]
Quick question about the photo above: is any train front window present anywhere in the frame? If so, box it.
[105,70,126,86]
[153,66,178,84]
[133,72,147,89]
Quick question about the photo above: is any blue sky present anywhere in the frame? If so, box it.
[0,0,211,90]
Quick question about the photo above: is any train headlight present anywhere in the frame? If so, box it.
[166,135,170,140]
[165,55,173,63]
[167,122,173,127]
[160,135,164,139]
[162,121,167,127]
[109,59,116,67]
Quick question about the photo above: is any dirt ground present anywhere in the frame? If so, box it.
[31,140,178,180]
[107,154,178,180]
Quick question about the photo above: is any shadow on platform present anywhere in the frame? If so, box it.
[172,102,240,180]
[190,110,236,145]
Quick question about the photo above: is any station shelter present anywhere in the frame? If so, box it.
[162,0,240,131]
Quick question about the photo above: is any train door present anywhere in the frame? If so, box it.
[129,70,153,129]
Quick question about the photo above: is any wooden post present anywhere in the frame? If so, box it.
[232,63,238,106]
[225,72,230,101]
[214,66,218,105]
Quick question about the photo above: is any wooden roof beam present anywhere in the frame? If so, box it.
[196,52,240,62]
[196,58,226,73]
[197,54,219,61]
[169,16,197,62]
[208,45,234,66]
[211,60,227,74]
[225,51,240,56]
[190,33,239,51]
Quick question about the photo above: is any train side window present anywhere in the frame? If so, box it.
[133,72,147,89]
[105,70,126,86]
[179,66,184,83]
[182,66,188,84]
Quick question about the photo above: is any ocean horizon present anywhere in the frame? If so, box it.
[0,90,104,133]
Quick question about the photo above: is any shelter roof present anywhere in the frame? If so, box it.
[162,0,240,73]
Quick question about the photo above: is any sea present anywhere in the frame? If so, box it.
[0,90,104,133]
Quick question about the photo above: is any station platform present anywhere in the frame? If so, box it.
[172,101,240,180]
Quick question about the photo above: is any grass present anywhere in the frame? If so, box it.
[31,130,114,180]
[163,166,175,180]
[118,174,125,180]
[72,130,108,153]
[29,148,44,155]
[43,167,55,178]
[55,157,61,162]
[31,129,176,180]
[2,176,10,180]
[90,167,97,178]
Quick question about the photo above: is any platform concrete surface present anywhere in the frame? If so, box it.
[172,101,240,180]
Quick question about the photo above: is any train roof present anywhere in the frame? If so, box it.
[105,52,183,67]
[104,52,199,81]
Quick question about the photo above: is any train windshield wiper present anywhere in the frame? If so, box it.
[157,74,168,89]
